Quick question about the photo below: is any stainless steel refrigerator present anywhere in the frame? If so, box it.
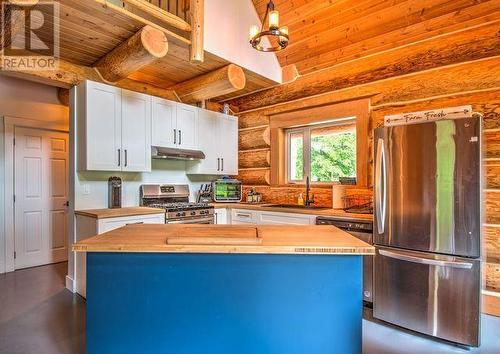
[373,117,481,346]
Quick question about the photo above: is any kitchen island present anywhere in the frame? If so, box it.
[73,224,374,354]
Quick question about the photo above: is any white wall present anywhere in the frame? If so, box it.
[205,0,282,83]
[0,76,69,274]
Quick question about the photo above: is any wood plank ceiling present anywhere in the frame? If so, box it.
[251,0,500,75]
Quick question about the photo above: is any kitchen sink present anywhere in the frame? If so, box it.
[264,204,330,210]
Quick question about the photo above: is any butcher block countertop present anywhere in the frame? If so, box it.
[211,203,373,220]
[74,207,165,219]
[72,224,375,255]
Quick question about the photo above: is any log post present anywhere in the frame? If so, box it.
[95,25,169,83]
[239,126,271,150]
[172,64,246,103]
[238,168,271,186]
[190,0,204,63]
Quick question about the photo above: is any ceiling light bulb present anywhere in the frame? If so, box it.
[249,25,259,40]
[269,10,279,29]
[279,26,289,42]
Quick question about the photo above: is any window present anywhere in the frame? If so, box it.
[286,118,356,183]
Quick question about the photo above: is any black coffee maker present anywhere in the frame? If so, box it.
[108,177,122,208]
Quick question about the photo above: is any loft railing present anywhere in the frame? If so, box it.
[146,0,189,22]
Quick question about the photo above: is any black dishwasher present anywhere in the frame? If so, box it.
[316,217,373,305]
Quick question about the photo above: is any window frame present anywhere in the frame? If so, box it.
[285,118,357,185]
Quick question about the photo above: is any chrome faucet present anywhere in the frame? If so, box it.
[305,176,315,207]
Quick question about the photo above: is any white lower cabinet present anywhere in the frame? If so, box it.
[75,213,165,298]
[214,209,229,224]
[228,208,316,225]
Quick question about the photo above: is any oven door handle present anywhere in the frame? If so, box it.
[167,217,214,224]
[379,249,473,269]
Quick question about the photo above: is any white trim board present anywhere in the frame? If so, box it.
[2,116,69,273]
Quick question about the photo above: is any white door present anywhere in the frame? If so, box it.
[14,127,69,269]
[151,97,176,148]
[121,89,152,172]
[176,104,198,150]
[85,81,122,171]
[196,110,219,173]
[218,115,239,175]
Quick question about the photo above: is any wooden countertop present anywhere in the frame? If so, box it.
[210,203,373,220]
[72,224,375,255]
[74,207,165,219]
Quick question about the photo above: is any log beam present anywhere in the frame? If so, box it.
[172,64,246,104]
[0,56,179,101]
[190,0,204,63]
[95,25,169,84]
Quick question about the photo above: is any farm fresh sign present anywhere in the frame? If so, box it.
[385,106,473,127]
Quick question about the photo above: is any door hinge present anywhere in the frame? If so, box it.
[14,251,16,259]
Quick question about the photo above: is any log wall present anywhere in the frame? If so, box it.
[230,22,500,301]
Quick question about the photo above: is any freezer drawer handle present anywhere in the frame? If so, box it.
[379,249,473,269]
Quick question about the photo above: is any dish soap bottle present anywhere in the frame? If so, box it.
[298,193,305,206]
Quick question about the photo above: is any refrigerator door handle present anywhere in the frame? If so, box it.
[379,249,473,269]
[375,138,387,234]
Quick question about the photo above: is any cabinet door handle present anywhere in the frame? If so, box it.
[174,129,177,144]
[221,158,224,171]
[118,149,121,166]
[124,149,128,167]
[179,130,182,145]
[217,158,220,171]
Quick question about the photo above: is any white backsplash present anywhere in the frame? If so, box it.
[75,159,213,210]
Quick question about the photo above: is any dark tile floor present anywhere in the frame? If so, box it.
[1,262,500,354]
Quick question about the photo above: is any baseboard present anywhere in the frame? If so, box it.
[482,290,500,317]
[65,275,76,293]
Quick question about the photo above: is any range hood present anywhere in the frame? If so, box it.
[152,146,205,161]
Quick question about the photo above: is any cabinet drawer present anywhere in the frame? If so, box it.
[98,213,165,233]
[231,209,257,224]
[258,212,313,225]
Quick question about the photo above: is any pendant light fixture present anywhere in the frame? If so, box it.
[249,0,289,52]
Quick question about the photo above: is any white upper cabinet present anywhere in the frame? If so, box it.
[187,111,238,176]
[176,103,198,150]
[218,114,238,175]
[76,81,150,172]
[77,81,122,171]
[121,89,152,172]
[151,97,176,148]
[151,98,198,150]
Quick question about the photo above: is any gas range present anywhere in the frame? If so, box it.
[140,185,214,224]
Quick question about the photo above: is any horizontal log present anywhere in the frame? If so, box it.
[487,166,500,190]
[486,262,500,292]
[238,168,271,186]
[485,130,500,159]
[483,292,500,317]
[486,191,500,224]
[205,101,239,114]
[57,88,70,106]
[95,25,169,83]
[239,149,271,169]
[238,112,270,129]
[172,64,246,103]
[485,226,500,262]
[239,126,270,150]
[229,22,500,112]
[242,186,333,208]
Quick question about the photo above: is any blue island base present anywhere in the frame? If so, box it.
[87,253,363,354]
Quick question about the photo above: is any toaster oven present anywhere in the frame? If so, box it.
[212,179,242,202]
